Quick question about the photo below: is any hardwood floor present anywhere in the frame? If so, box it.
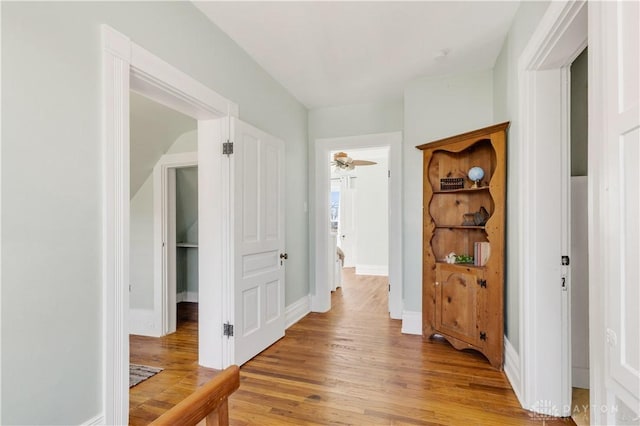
[129,303,217,425]
[130,270,575,425]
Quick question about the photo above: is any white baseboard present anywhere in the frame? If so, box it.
[401,310,422,335]
[81,413,105,425]
[572,367,590,389]
[504,336,524,405]
[355,264,388,276]
[285,295,311,329]
[177,291,198,303]
[129,308,160,337]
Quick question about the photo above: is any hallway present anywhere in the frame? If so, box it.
[130,269,574,425]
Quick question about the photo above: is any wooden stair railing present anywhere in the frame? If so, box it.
[150,365,240,426]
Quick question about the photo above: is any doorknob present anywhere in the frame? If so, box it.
[280,253,288,260]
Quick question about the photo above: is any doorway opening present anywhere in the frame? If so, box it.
[329,147,390,295]
[312,132,402,318]
[128,92,201,416]
[129,92,198,338]
[515,1,587,418]
[569,47,589,426]
[174,166,199,329]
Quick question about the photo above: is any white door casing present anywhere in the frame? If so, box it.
[231,117,286,366]
[589,1,640,423]
[516,1,587,417]
[102,25,237,424]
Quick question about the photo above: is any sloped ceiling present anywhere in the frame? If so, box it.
[130,92,197,196]
[194,1,520,108]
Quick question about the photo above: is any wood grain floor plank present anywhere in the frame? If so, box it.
[130,270,575,425]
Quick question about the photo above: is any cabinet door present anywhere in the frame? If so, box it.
[435,265,481,346]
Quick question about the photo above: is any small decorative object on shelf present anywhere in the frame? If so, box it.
[462,206,490,226]
[474,242,491,266]
[440,177,464,190]
[444,252,474,264]
[468,166,485,188]
[454,254,474,264]
[417,121,508,370]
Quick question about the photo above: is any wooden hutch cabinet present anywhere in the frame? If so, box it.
[416,122,508,370]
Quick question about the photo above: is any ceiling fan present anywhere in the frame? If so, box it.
[331,152,377,170]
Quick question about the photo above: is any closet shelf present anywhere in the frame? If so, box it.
[177,242,198,248]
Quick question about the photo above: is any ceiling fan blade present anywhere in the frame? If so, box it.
[351,160,377,166]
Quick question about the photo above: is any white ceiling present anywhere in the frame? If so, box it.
[194,1,519,109]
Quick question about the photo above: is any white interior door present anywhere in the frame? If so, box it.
[232,117,285,366]
[595,1,640,422]
[338,176,356,267]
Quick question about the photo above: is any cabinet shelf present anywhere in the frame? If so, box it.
[435,261,483,270]
[177,242,198,248]
[434,225,485,230]
[433,187,490,194]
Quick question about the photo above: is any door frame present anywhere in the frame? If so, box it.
[515,0,587,416]
[311,131,403,319]
[102,25,238,424]
[153,152,198,336]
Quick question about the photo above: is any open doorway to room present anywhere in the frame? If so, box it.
[128,91,201,415]
[569,47,590,426]
[313,132,402,318]
[328,148,390,296]
[174,166,199,328]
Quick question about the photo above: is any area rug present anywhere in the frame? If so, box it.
[129,364,163,388]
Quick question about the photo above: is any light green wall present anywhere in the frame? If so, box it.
[571,48,588,177]
[492,0,551,351]
[1,2,307,424]
[130,92,196,196]
[307,100,403,292]
[130,174,155,310]
[308,101,404,140]
[403,70,494,312]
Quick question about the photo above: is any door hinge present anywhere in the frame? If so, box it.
[388,284,391,292]
[480,331,487,341]
[223,140,234,156]
[388,170,391,178]
[561,255,570,266]
[477,279,487,288]
[223,322,234,338]
[606,328,617,347]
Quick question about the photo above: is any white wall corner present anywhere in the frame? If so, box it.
[571,367,589,390]
[355,264,389,276]
[177,291,199,303]
[504,336,524,406]
[81,413,105,426]
[401,310,422,335]
[129,309,160,337]
[285,295,311,329]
